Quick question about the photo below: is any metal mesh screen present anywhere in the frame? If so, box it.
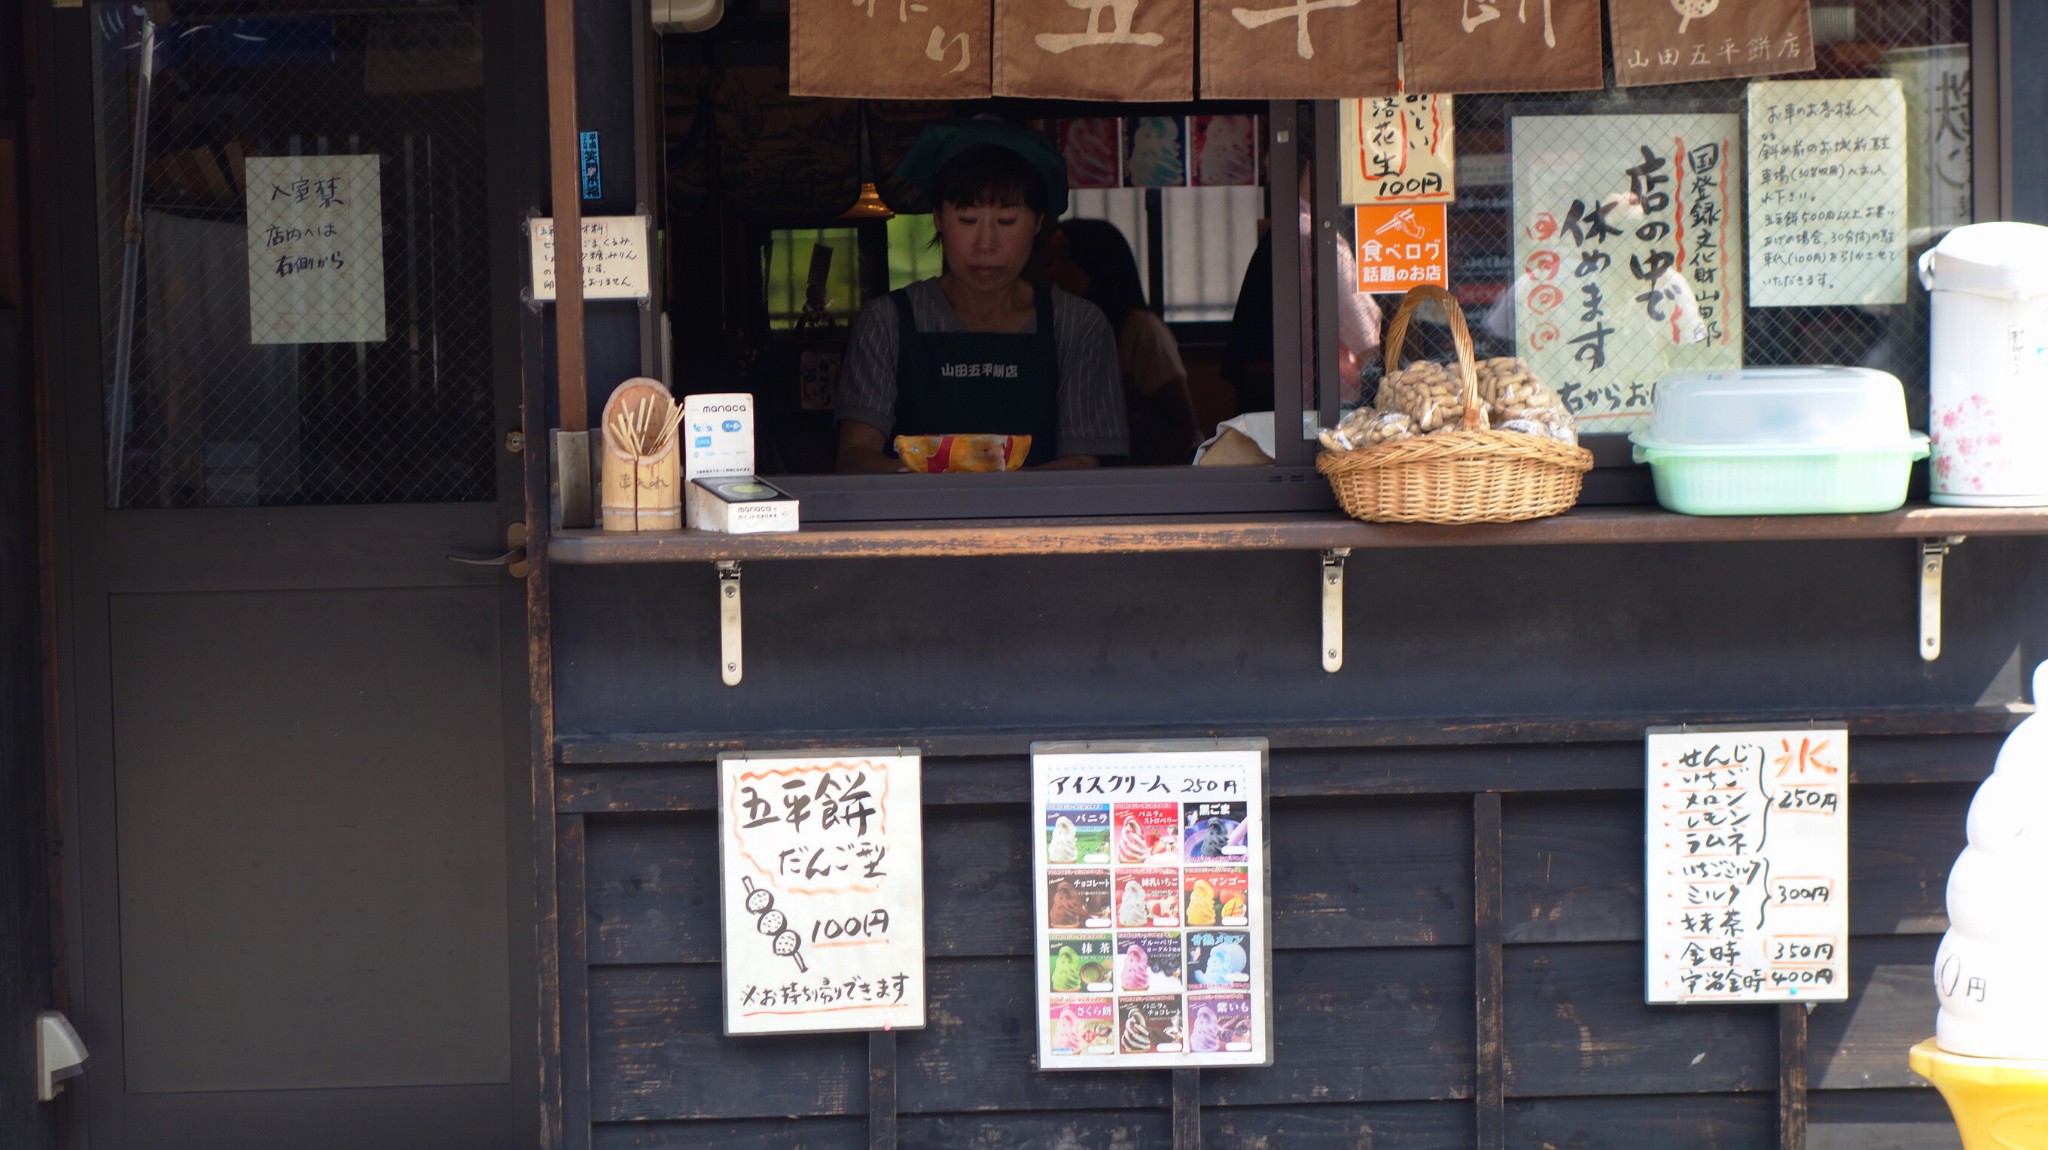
[1338,0,1972,435]
[91,3,497,509]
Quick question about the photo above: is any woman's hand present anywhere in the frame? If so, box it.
[836,420,909,473]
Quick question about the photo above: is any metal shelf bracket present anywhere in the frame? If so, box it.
[1918,535,1966,662]
[718,560,744,685]
[1321,548,1351,673]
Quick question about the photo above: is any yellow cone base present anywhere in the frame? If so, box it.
[1912,1039,2048,1149]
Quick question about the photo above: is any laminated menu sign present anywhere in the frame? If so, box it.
[1747,78,1909,307]
[1645,727,1850,1004]
[1510,112,1744,434]
[1032,739,1271,1070]
[718,750,924,1035]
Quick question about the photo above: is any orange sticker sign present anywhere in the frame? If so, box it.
[1352,204,1448,292]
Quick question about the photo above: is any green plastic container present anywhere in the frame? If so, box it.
[1633,367,1931,516]
[1630,438,1931,516]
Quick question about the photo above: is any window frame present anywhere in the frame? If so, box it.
[715,0,2009,524]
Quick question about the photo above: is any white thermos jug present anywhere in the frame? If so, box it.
[1920,221,2048,505]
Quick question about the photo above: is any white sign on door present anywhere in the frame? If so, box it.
[718,749,924,1035]
[246,154,387,345]
[1645,726,1850,1004]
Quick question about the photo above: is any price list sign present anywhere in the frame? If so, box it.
[1031,740,1271,1070]
[1645,727,1850,1004]
[719,750,924,1035]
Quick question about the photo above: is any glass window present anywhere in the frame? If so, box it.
[763,227,865,330]
[885,213,943,291]
[92,4,498,508]
[661,0,1977,516]
[1065,187,1263,323]
[1410,1,1971,436]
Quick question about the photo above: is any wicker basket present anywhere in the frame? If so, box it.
[1317,285,1594,524]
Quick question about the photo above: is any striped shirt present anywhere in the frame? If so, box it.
[835,278,1130,459]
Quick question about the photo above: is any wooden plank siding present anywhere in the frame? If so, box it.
[541,492,2042,1150]
[559,732,1982,1149]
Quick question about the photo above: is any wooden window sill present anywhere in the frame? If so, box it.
[547,503,2048,564]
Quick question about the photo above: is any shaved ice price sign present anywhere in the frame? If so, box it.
[719,750,924,1035]
[1645,726,1850,1005]
[1031,740,1271,1070]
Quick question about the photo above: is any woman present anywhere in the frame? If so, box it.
[1047,218,1202,466]
[835,120,1128,472]
[1223,155,1383,416]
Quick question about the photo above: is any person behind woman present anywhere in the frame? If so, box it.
[835,120,1128,472]
[1046,219,1202,466]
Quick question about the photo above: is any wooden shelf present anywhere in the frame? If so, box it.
[548,503,2048,564]
[556,704,2032,763]
[552,706,2031,813]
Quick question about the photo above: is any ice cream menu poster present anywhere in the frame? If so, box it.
[1031,740,1271,1070]
[718,750,925,1035]
[1645,727,1850,1005]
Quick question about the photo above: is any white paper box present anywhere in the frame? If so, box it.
[687,476,798,534]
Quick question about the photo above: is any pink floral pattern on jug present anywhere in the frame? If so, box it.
[1932,393,2007,492]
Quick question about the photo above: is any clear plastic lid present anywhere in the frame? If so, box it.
[1633,366,1917,450]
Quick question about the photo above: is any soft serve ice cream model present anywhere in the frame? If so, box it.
[1911,661,2048,1147]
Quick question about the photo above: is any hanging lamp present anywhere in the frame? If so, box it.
[840,101,894,220]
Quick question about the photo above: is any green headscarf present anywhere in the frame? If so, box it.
[891,118,1070,218]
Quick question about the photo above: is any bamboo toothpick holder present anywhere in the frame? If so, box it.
[600,378,683,533]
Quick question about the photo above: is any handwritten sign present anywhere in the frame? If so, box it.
[1645,727,1850,1004]
[1354,204,1449,290]
[1747,78,1909,308]
[719,750,925,1035]
[1610,0,1815,89]
[1197,0,1397,99]
[994,0,1193,100]
[1032,740,1271,1070]
[1401,0,1603,96]
[528,216,651,302]
[788,0,991,98]
[1888,45,1972,244]
[1343,95,1455,205]
[245,154,386,345]
[1510,113,1743,433]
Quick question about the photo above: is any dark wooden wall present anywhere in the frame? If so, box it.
[1,306,56,1150]
[544,538,2048,1149]
[1,0,55,1137]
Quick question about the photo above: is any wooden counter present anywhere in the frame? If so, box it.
[548,503,2048,563]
